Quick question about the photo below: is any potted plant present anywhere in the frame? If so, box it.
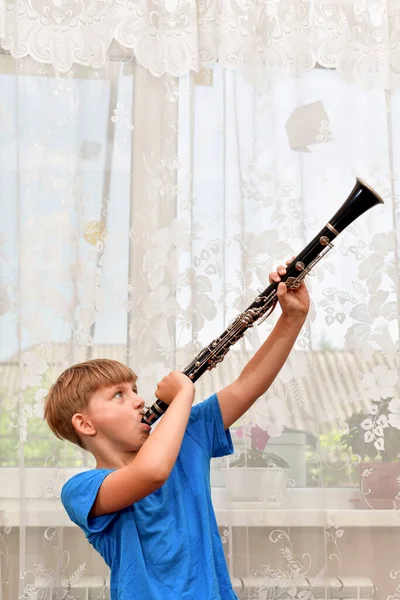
[341,401,400,509]
[223,425,289,504]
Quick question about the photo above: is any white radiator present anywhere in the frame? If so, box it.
[35,576,109,600]
[231,576,375,600]
[36,574,374,599]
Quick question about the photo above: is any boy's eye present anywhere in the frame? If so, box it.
[114,391,124,398]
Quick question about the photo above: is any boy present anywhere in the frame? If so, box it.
[44,262,309,599]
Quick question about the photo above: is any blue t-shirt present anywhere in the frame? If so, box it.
[61,393,238,600]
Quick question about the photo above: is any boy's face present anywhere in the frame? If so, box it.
[85,381,151,452]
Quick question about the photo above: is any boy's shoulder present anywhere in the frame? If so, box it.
[185,393,234,460]
[61,467,112,495]
[61,469,110,509]
[61,468,116,532]
[189,392,218,419]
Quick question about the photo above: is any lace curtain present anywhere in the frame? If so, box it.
[1,2,400,599]
[0,0,400,88]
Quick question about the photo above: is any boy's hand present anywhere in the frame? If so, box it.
[155,371,195,406]
[269,257,310,317]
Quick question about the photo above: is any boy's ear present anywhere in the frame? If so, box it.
[71,413,97,438]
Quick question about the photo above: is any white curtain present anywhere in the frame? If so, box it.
[1,0,400,88]
[1,2,400,599]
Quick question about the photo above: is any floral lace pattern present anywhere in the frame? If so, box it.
[0,0,400,87]
[0,47,400,600]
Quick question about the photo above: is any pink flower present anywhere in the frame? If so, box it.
[250,425,270,451]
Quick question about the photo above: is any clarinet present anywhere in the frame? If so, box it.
[142,178,384,426]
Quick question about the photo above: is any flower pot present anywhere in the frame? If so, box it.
[267,432,307,486]
[352,462,400,509]
[223,466,289,504]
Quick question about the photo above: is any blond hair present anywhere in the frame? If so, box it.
[44,358,137,448]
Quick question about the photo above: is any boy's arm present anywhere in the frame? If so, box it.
[90,372,195,517]
[217,262,310,430]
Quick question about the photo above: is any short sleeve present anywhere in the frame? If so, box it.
[186,393,234,459]
[61,469,116,534]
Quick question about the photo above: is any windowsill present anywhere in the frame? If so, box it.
[1,497,400,528]
[0,468,399,528]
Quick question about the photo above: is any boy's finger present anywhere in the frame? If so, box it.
[276,282,287,297]
[277,265,286,276]
[269,271,280,283]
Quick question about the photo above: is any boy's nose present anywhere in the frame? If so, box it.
[134,397,145,410]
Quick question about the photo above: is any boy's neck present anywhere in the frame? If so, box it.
[92,445,138,470]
